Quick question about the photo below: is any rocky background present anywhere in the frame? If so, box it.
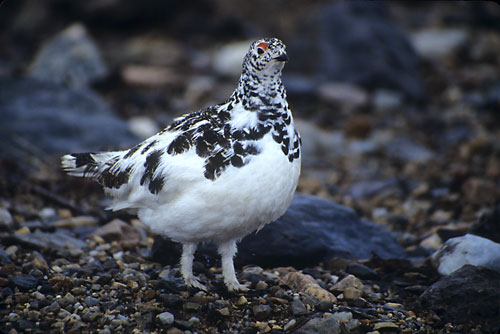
[1,1,500,333]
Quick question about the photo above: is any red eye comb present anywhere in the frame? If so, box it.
[257,42,268,51]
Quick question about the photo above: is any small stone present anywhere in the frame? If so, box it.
[295,314,342,334]
[419,233,443,250]
[256,280,268,290]
[343,287,362,300]
[218,307,230,316]
[84,296,99,307]
[411,28,468,59]
[462,178,498,205]
[290,298,307,315]
[183,302,201,312]
[346,263,378,280]
[166,328,183,334]
[0,208,14,229]
[372,90,403,111]
[52,216,98,228]
[332,274,363,292]
[283,319,296,331]
[252,304,272,321]
[282,271,337,303]
[0,248,10,265]
[5,245,18,257]
[157,311,174,326]
[236,295,248,305]
[91,219,142,248]
[330,311,353,323]
[31,251,49,271]
[15,226,30,234]
[63,293,76,305]
[373,321,399,330]
[128,116,161,139]
[12,275,38,290]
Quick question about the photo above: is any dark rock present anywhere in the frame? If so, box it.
[159,294,183,308]
[291,298,307,315]
[11,275,39,290]
[0,248,11,265]
[4,231,87,253]
[151,194,405,269]
[295,313,342,334]
[84,296,99,307]
[420,265,500,332]
[252,304,272,321]
[288,2,423,100]
[348,178,403,200]
[28,23,107,87]
[384,136,435,163]
[237,194,405,268]
[346,263,379,280]
[0,77,138,156]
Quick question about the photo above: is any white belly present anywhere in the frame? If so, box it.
[138,134,301,243]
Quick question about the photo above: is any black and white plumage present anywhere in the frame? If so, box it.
[61,38,301,291]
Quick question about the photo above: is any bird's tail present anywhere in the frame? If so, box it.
[61,152,119,179]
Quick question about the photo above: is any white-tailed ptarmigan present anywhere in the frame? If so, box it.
[61,38,301,291]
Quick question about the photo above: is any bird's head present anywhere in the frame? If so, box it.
[243,38,288,77]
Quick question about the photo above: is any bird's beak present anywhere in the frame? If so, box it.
[273,52,289,62]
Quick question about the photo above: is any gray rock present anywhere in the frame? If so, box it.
[28,23,108,87]
[295,313,342,334]
[84,296,99,307]
[252,304,272,321]
[0,208,14,230]
[420,265,500,332]
[0,248,11,265]
[237,194,406,268]
[384,136,435,163]
[157,311,174,326]
[431,234,500,275]
[288,2,423,100]
[11,275,39,290]
[411,28,468,60]
[291,298,307,315]
[4,231,87,253]
[0,77,138,156]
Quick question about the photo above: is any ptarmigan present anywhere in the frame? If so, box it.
[61,38,301,291]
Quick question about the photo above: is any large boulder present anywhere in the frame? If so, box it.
[0,77,138,156]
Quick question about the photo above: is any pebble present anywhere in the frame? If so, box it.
[283,319,297,331]
[236,295,248,305]
[11,275,39,290]
[290,298,307,315]
[157,311,175,326]
[252,304,272,321]
[0,208,14,229]
[343,287,363,300]
[295,313,342,334]
[84,296,99,306]
[411,28,468,59]
[282,271,337,303]
[183,302,201,312]
[373,321,400,330]
[332,274,363,292]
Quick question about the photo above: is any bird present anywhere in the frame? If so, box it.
[61,37,301,291]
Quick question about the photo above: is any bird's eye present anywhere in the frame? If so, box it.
[257,48,265,55]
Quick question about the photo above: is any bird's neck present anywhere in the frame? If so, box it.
[229,68,287,112]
